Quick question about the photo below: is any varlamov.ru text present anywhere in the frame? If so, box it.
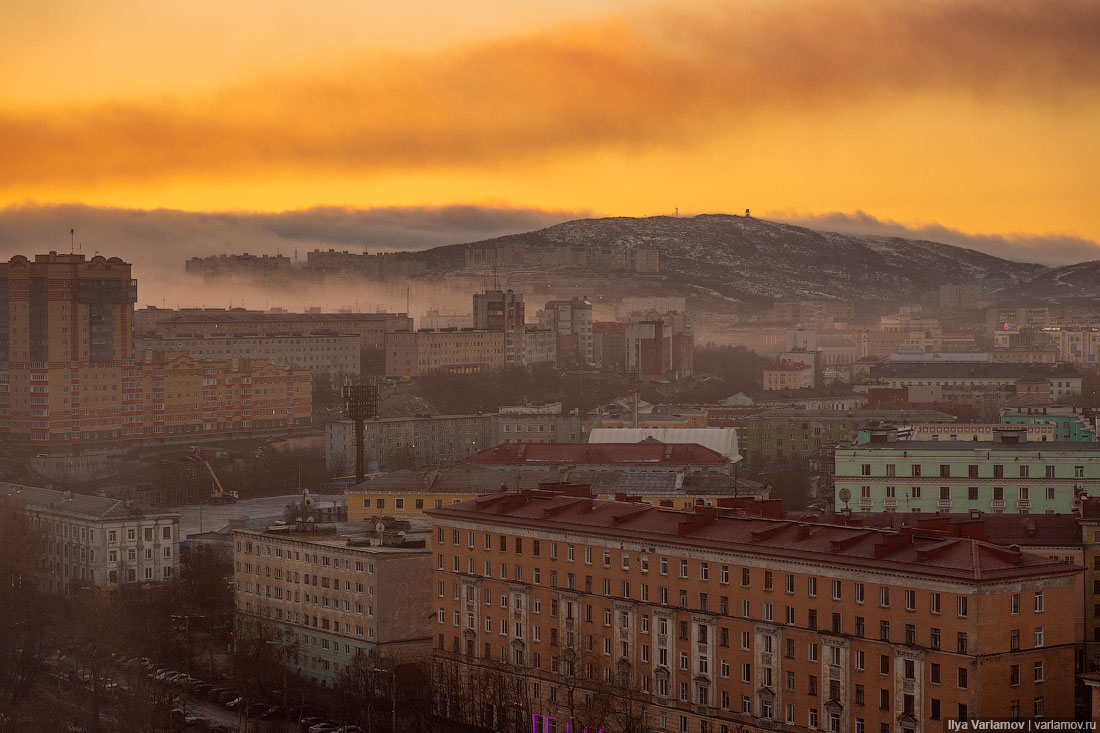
[948,722,1095,731]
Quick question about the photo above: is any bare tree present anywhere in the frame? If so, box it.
[0,498,47,716]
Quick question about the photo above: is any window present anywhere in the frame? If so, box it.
[1034,627,1044,647]
[741,567,750,586]
[679,559,688,578]
[1034,592,1044,613]
[930,663,940,684]
[808,577,817,597]
[957,596,968,618]
[1011,593,1020,615]
[930,592,941,614]
[957,632,968,654]
[1010,630,1020,651]
[931,627,941,650]
[957,668,968,689]
[1034,661,1044,683]
[879,621,890,641]
[832,580,842,600]
[905,589,915,611]
[855,583,864,604]
[879,587,889,607]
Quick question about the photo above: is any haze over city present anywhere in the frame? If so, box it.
[2,2,1100,732]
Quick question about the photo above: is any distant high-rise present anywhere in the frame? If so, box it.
[539,297,593,367]
[472,289,525,364]
[0,252,137,449]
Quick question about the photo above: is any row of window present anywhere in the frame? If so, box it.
[858,462,1087,479]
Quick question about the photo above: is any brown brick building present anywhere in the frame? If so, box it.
[428,490,1078,732]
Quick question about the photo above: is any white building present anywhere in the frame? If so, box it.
[1,483,180,595]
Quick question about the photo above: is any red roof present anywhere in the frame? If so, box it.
[429,491,1080,583]
[470,442,729,467]
[804,512,1082,549]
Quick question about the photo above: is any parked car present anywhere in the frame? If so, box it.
[216,690,240,704]
[307,724,340,733]
[260,706,287,721]
[247,702,271,717]
[225,697,244,711]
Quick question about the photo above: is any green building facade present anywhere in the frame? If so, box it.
[1000,407,1097,442]
[835,436,1100,514]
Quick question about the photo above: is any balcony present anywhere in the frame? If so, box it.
[858,498,873,510]
[1016,499,1031,512]
[883,497,898,509]
[937,499,952,512]
[990,499,1006,511]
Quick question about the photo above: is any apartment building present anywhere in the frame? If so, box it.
[325,414,494,473]
[136,331,361,382]
[346,468,768,521]
[184,253,292,282]
[232,521,432,687]
[892,424,1056,443]
[763,361,814,391]
[135,307,412,351]
[1000,406,1098,442]
[867,363,1081,401]
[136,352,312,440]
[1,482,179,595]
[522,326,557,367]
[539,298,594,367]
[384,329,505,377]
[835,432,1100,514]
[624,312,694,381]
[1,252,137,449]
[744,409,956,468]
[428,490,1077,732]
[1044,328,1100,366]
[473,290,525,365]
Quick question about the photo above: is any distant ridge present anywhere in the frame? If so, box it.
[411,214,1045,305]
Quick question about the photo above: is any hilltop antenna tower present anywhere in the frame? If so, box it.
[70,229,74,254]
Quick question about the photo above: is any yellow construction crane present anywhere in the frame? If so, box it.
[191,447,239,503]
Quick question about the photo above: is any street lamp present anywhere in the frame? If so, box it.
[374,666,397,733]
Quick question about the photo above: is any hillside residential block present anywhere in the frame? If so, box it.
[428,490,1078,732]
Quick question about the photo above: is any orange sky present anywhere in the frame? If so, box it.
[2,0,1098,243]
